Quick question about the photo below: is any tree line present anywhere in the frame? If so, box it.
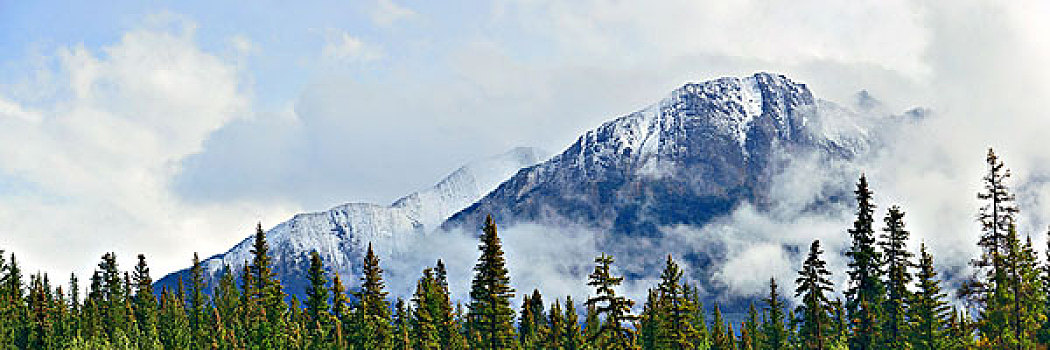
[0,147,1048,349]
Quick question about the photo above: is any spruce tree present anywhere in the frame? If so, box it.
[658,254,698,350]
[246,222,287,348]
[212,265,240,348]
[744,303,762,350]
[132,254,159,347]
[564,295,586,350]
[413,268,442,350]
[547,298,565,349]
[711,303,730,350]
[587,253,638,349]
[304,251,329,345]
[393,297,412,350]
[467,215,517,350]
[330,272,349,347]
[358,242,393,348]
[796,240,834,350]
[879,205,914,348]
[907,243,949,350]
[844,175,884,350]
[763,277,788,350]
[962,148,1018,347]
[188,252,208,348]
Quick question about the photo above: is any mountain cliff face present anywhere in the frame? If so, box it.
[157,72,889,310]
[443,73,871,241]
[155,147,548,295]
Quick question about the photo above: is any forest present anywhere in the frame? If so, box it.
[0,147,1047,349]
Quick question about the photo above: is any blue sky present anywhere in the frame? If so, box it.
[1,0,1049,279]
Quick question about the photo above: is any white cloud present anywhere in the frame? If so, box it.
[371,0,417,26]
[321,29,383,63]
[0,17,297,281]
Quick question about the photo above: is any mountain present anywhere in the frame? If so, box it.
[442,72,880,282]
[155,147,549,295]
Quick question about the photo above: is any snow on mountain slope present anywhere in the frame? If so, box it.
[156,147,548,295]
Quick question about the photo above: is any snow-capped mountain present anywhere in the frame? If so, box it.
[442,73,880,280]
[155,147,549,295]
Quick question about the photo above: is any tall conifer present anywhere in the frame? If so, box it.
[467,215,517,350]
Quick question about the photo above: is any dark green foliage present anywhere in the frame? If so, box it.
[188,252,209,348]
[7,147,1050,349]
[763,277,789,350]
[844,175,885,350]
[564,295,586,350]
[907,243,950,350]
[796,240,834,350]
[467,215,517,350]
[879,205,913,348]
[586,253,638,349]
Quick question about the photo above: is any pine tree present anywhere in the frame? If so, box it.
[433,259,467,349]
[357,243,393,349]
[639,289,664,350]
[907,243,949,350]
[304,251,330,346]
[796,240,834,350]
[330,272,349,347]
[744,303,762,350]
[845,175,884,350]
[564,295,586,350]
[467,215,517,350]
[188,252,209,348]
[880,205,914,348]
[98,252,132,344]
[519,289,548,349]
[763,277,789,350]
[711,303,730,350]
[212,264,240,347]
[158,286,191,349]
[393,298,412,350]
[246,222,287,348]
[132,254,160,347]
[547,298,565,349]
[658,254,698,350]
[962,148,1018,347]
[586,253,638,349]
[413,268,442,350]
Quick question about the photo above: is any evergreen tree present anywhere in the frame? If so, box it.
[304,251,330,346]
[358,242,393,349]
[711,303,730,350]
[547,298,565,349]
[467,215,517,350]
[246,222,288,348]
[639,289,664,350]
[586,253,638,349]
[745,303,762,350]
[844,175,884,350]
[413,268,442,350]
[658,254,698,350]
[132,254,160,348]
[879,205,913,348]
[188,252,208,348]
[212,264,241,348]
[763,277,789,350]
[330,272,349,347]
[564,295,586,350]
[98,252,132,344]
[519,289,548,349]
[158,286,192,349]
[907,243,949,350]
[393,297,412,350]
[962,148,1018,347]
[796,240,834,350]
